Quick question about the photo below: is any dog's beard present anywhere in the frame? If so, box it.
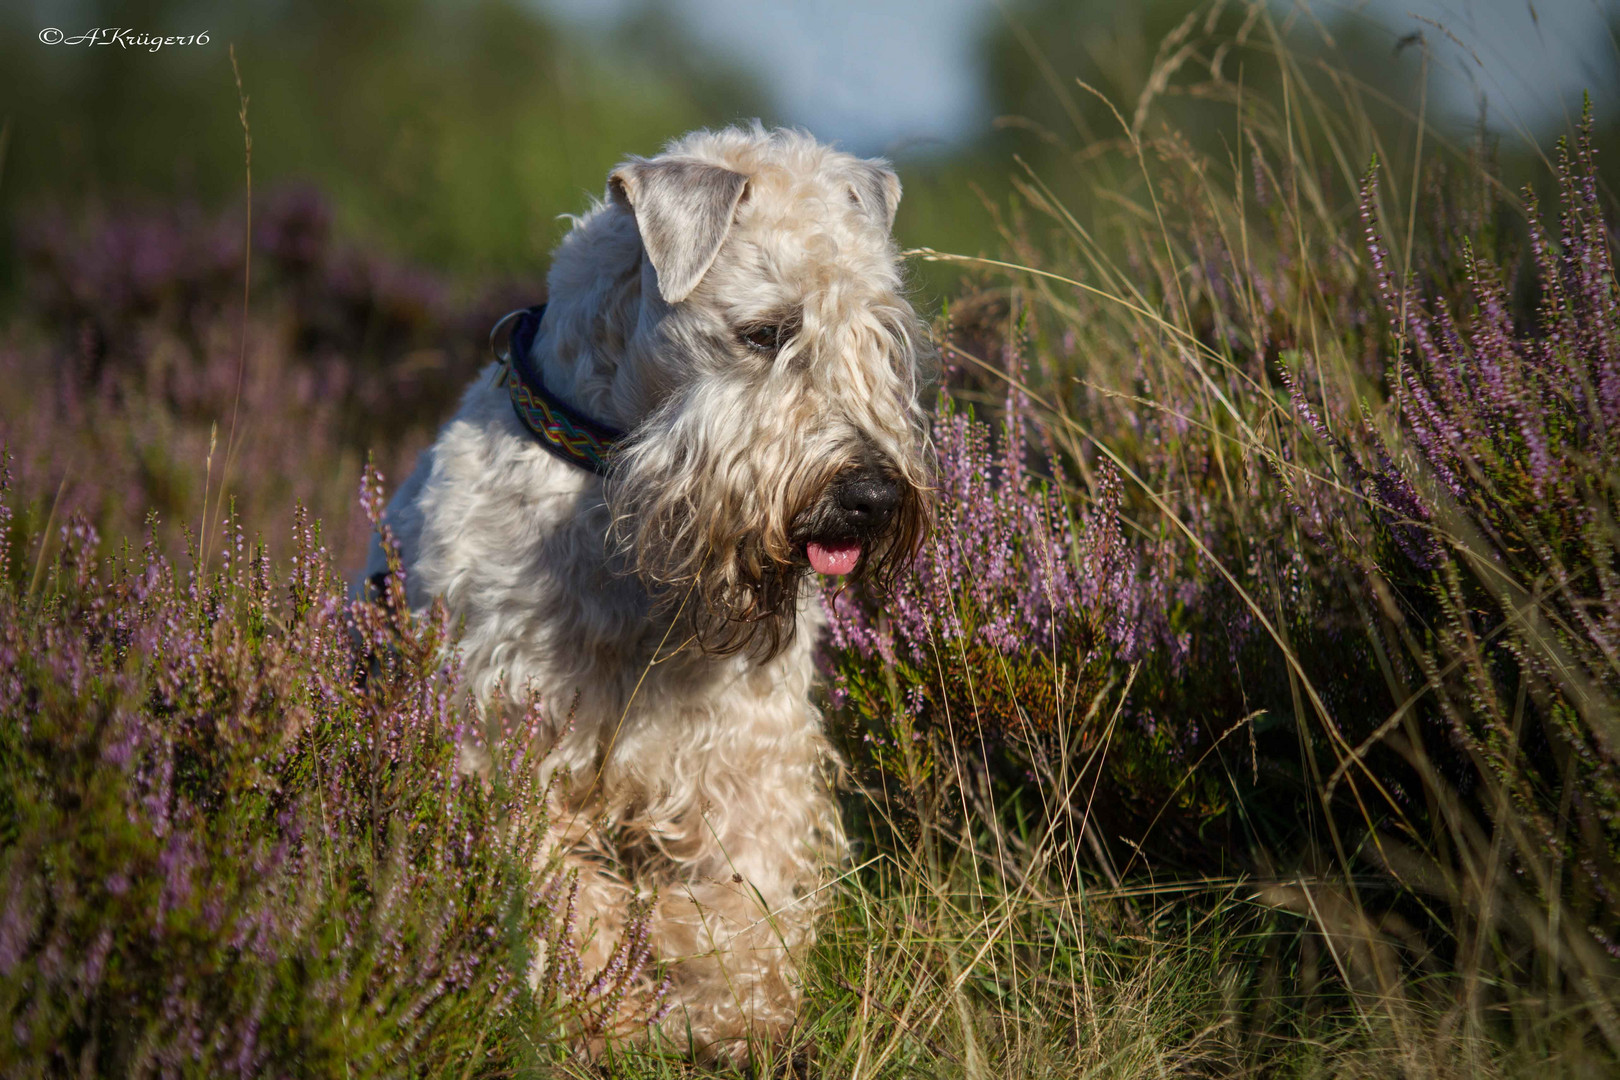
[606,443,930,661]
[784,477,929,601]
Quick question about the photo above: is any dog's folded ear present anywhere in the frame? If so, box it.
[609,157,750,305]
[849,160,902,232]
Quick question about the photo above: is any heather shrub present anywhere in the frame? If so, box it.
[821,28,1620,1069]
[1306,120,1620,1039]
[824,368,1234,849]
[0,464,668,1076]
[3,187,541,569]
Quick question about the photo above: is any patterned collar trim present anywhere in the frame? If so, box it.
[492,304,623,477]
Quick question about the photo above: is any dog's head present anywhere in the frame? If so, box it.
[542,125,933,657]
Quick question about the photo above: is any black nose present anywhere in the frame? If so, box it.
[835,473,902,533]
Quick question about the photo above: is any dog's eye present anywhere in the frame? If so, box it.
[740,324,784,353]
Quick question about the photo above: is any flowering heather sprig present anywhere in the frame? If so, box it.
[0,448,11,585]
[529,879,669,1040]
[1277,361,1442,570]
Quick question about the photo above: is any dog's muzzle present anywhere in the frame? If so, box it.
[796,466,907,577]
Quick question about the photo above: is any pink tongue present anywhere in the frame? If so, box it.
[807,541,862,576]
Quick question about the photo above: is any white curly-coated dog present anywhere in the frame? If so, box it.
[365,124,932,1060]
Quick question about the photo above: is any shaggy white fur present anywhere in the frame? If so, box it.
[364,124,932,1061]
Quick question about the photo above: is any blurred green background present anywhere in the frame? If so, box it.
[2,0,1614,308]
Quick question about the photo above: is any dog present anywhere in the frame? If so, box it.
[364,124,932,1060]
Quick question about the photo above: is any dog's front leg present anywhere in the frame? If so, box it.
[618,698,844,1061]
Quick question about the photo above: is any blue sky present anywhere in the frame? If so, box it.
[538,0,1618,155]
